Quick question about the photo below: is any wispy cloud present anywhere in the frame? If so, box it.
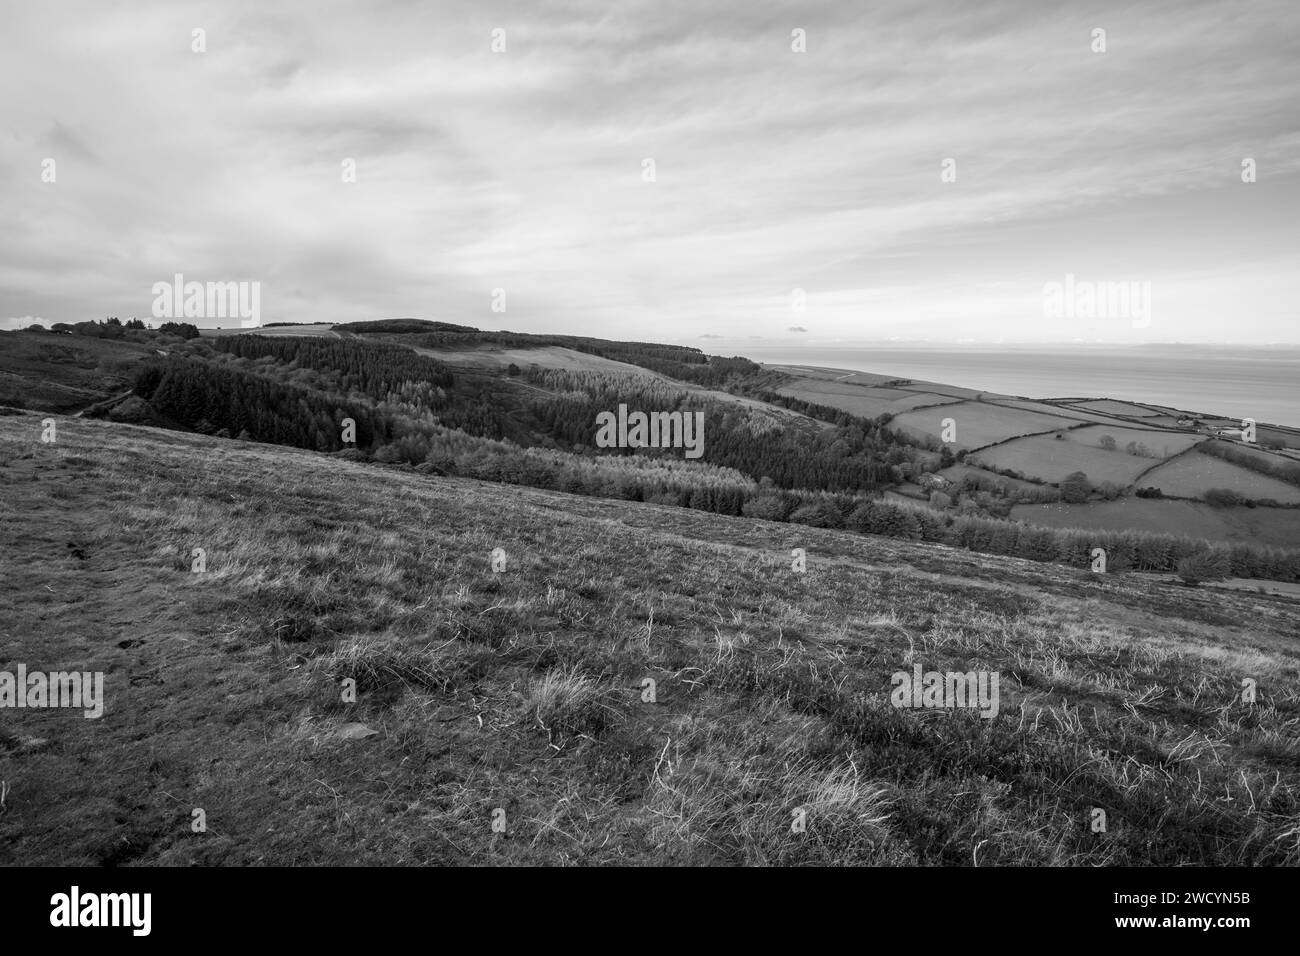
[2,0,1296,341]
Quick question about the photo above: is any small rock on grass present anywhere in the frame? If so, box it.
[335,722,379,741]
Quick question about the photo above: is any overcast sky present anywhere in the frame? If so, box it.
[2,0,1297,343]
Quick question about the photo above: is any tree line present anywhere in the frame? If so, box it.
[212,334,454,396]
[134,356,390,450]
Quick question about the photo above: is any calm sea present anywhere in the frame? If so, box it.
[741,346,1300,428]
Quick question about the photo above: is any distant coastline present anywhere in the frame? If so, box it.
[742,345,1300,428]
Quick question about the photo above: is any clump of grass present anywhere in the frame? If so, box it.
[643,710,905,865]
[47,483,77,500]
[258,615,329,645]
[800,761,892,824]
[518,666,628,746]
[314,637,461,695]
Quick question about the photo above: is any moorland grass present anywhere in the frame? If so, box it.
[1,412,1298,865]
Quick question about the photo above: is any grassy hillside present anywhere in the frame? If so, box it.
[0,330,158,412]
[3,411,1299,865]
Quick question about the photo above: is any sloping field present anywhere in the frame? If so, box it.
[1259,425,1300,451]
[4,412,1300,865]
[974,436,1153,486]
[1215,440,1300,470]
[991,399,1140,427]
[775,378,959,419]
[0,331,155,412]
[1011,498,1300,549]
[1067,399,1163,418]
[772,386,894,420]
[414,344,647,374]
[888,392,963,411]
[974,426,1202,486]
[763,365,909,386]
[1141,453,1300,503]
[1072,425,1201,456]
[1139,402,1226,420]
[897,382,1000,401]
[937,464,1045,494]
[1138,404,1242,429]
[889,401,1077,451]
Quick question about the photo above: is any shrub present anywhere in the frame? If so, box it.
[1096,481,1124,501]
[1204,488,1242,507]
[845,503,877,533]
[1059,471,1091,504]
[789,502,844,529]
[158,321,201,339]
[742,493,791,522]
[1177,550,1230,586]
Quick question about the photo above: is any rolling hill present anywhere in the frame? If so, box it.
[3,410,1299,865]
[0,331,159,413]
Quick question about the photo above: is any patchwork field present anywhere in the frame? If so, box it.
[1066,399,1162,418]
[974,426,1204,485]
[889,402,1078,451]
[896,383,996,401]
[1141,453,1300,503]
[1011,498,1300,549]
[993,399,1144,427]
